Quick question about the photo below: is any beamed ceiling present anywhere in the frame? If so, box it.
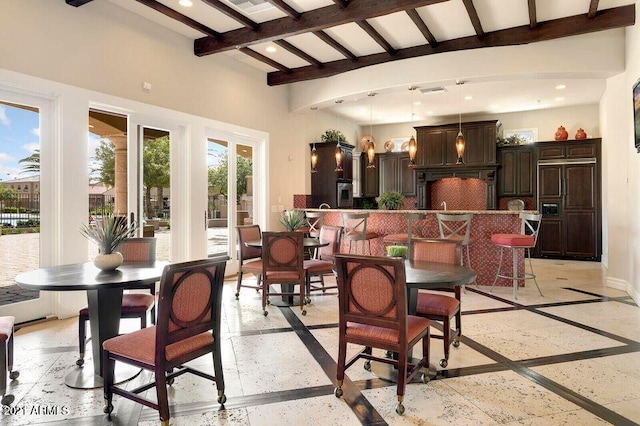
[66,0,635,87]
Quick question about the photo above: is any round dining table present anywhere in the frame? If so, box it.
[15,261,168,389]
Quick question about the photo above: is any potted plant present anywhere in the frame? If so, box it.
[278,209,307,231]
[80,213,138,271]
[321,129,347,143]
[378,191,405,210]
[386,245,408,258]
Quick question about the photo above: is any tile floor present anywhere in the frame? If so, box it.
[2,258,640,425]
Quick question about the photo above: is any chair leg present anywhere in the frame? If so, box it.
[395,352,407,415]
[212,338,226,404]
[464,244,479,289]
[102,351,115,419]
[512,248,518,300]
[490,247,505,293]
[140,313,147,329]
[527,248,544,297]
[155,370,170,425]
[440,316,451,368]
[0,340,7,404]
[235,270,243,299]
[77,316,87,366]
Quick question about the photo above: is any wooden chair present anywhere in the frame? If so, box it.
[235,225,263,299]
[261,232,306,316]
[490,213,544,299]
[303,225,343,302]
[410,239,462,368]
[77,237,157,367]
[333,254,430,415]
[0,316,19,406]
[341,212,379,255]
[382,212,426,259]
[305,211,325,239]
[103,257,228,426]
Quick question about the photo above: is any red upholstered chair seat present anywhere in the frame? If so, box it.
[346,316,431,344]
[79,293,155,317]
[416,293,460,317]
[103,326,214,365]
[345,230,378,240]
[303,259,333,274]
[0,317,13,341]
[491,233,535,247]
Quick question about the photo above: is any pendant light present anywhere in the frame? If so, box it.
[334,141,343,172]
[408,86,418,167]
[456,111,465,164]
[364,92,377,169]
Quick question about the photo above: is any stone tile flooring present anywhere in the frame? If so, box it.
[1,258,639,425]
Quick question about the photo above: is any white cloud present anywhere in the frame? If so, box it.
[0,106,9,126]
[31,127,40,137]
[23,143,39,153]
[0,152,17,163]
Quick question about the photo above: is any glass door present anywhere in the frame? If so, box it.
[0,93,53,322]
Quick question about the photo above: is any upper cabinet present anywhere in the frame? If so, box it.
[497,146,534,197]
[310,142,353,208]
[415,120,501,167]
[378,152,415,196]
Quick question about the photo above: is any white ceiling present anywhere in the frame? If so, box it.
[105,0,635,125]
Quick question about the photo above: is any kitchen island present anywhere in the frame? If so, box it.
[305,209,532,288]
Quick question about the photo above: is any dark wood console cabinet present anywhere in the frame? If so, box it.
[310,142,353,208]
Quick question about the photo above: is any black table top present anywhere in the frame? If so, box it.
[245,238,329,248]
[404,259,477,290]
[15,261,169,291]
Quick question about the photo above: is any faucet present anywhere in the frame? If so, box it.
[319,203,331,209]
[441,201,447,211]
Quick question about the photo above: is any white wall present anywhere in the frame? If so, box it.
[601,4,640,304]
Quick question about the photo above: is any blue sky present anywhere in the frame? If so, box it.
[0,103,40,181]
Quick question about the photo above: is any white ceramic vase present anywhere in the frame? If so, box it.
[94,252,123,271]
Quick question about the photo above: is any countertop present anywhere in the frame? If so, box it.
[302,209,536,215]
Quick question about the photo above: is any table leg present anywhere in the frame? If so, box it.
[65,288,140,389]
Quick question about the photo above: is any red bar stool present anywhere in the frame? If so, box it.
[490,213,543,300]
[341,212,378,255]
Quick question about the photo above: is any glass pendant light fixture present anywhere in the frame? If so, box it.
[310,143,318,173]
[334,141,343,172]
[456,111,465,164]
[364,92,377,169]
[408,86,418,167]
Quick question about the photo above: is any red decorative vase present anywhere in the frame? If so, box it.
[555,126,568,141]
[575,128,587,140]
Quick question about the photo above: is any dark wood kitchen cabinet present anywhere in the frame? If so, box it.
[497,146,534,196]
[415,120,501,167]
[378,152,415,196]
[310,141,353,208]
[535,139,601,260]
[360,153,379,197]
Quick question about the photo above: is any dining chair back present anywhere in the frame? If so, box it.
[0,316,19,406]
[383,212,427,259]
[436,213,477,288]
[341,212,379,255]
[305,211,326,239]
[235,224,263,299]
[410,239,462,368]
[333,254,430,415]
[76,237,157,367]
[490,213,543,299]
[103,257,228,426]
[303,225,343,301]
[261,232,306,316]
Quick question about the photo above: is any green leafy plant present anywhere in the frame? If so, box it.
[386,245,408,258]
[79,213,137,254]
[278,210,307,231]
[320,129,347,143]
[378,191,405,210]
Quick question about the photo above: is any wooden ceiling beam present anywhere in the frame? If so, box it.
[267,4,636,85]
[268,0,301,20]
[273,39,323,68]
[195,0,448,55]
[528,0,537,29]
[462,0,485,38]
[332,0,349,9]
[588,0,600,19]
[357,20,396,55]
[65,0,94,6]
[406,9,438,46]
[238,47,290,73]
[201,0,259,31]
[134,0,220,38]
[313,30,358,62]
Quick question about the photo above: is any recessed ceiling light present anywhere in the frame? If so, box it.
[413,101,422,106]
[266,46,277,53]
[178,0,193,7]
[555,84,567,90]
[464,95,473,101]
[427,111,434,115]
[555,96,564,102]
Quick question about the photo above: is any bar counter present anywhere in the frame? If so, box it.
[304,209,533,288]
